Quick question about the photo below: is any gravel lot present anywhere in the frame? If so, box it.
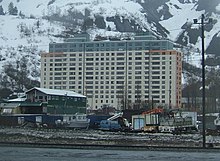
[0,127,220,147]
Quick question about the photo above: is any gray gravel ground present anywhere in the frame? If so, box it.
[0,127,220,147]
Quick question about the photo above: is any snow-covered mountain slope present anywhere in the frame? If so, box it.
[0,0,220,83]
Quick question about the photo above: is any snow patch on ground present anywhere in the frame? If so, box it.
[1,127,220,146]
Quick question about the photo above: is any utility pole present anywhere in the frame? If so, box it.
[193,14,212,148]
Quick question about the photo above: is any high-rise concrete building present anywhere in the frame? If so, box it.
[41,32,182,110]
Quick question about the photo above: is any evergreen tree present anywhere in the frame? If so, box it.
[16,57,29,90]
[0,75,10,89]
[107,25,111,31]
[36,20,40,28]
[95,16,106,29]
[8,2,14,15]
[13,6,18,15]
[0,5,5,15]
[8,2,18,15]
[19,11,25,18]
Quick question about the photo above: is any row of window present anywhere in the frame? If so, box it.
[87,94,167,99]
[52,41,169,48]
[90,98,166,105]
[44,61,173,70]
[46,56,173,63]
[43,64,172,72]
[46,83,168,91]
[44,71,170,77]
[44,75,170,83]
[85,51,175,57]
[35,95,85,102]
[50,42,169,51]
[45,61,172,68]
[45,51,174,60]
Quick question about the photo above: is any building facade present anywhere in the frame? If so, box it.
[41,32,182,110]
[25,87,87,114]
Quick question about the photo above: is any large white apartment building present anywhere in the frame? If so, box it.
[41,32,182,110]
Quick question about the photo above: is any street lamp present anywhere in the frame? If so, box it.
[193,14,212,148]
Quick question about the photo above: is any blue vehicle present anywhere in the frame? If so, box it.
[99,113,130,132]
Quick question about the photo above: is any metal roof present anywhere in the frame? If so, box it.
[20,102,43,107]
[0,103,20,109]
[26,87,86,98]
[8,97,27,102]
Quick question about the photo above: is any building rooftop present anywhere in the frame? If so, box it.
[26,87,86,98]
[8,97,27,102]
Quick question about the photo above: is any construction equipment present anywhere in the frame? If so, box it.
[141,108,164,115]
[99,112,130,132]
[132,108,198,134]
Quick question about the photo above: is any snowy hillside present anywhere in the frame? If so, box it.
[0,0,220,84]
